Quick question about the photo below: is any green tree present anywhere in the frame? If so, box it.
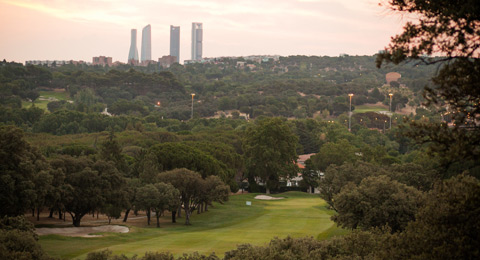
[52,156,125,227]
[153,182,180,227]
[74,88,99,112]
[199,175,230,213]
[63,166,105,227]
[318,162,384,208]
[135,184,160,226]
[157,168,204,225]
[243,117,298,194]
[0,126,47,216]
[99,130,128,175]
[311,139,358,172]
[0,216,52,260]
[149,142,230,184]
[377,0,480,175]
[300,159,321,193]
[93,161,128,225]
[332,175,424,232]
[32,170,53,221]
[382,175,480,259]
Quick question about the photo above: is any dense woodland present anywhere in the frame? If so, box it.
[1,0,480,258]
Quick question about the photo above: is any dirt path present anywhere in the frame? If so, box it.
[36,225,129,237]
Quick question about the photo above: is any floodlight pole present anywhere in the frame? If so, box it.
[389,93,393,129]
[348,94,354,131]
[191,93,195,119]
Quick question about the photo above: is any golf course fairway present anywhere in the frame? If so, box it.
[39,192,346,259]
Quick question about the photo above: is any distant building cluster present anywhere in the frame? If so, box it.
[158,55,177,68]
[23,22,281,68]
[25,60,87,67]
[92,56,112,66]
[127,22,203,67]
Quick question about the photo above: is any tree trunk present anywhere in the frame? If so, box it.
[32,209,35,217]
[108,217,111,224]
[156,212,160,228]
[205,204,208,211]
[184,204,191,225]
[197,204,201,214]
[266,187,271,194]
[73,218,81,227]
[59,210,63,220]
[123,208,131,222]
[37,208,40,221]
[171,211,176,223]
[177,205,182,218]
[71,213,83,227]
[48,208,54,218]
[147,209,151,225]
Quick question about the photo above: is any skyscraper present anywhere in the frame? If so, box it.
[170,25,180,63]
[191,23,203,61]
[141,24,152,62]
[128,29,139,63]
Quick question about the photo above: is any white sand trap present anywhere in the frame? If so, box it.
[36,225,129,237]
[254,195,285,200]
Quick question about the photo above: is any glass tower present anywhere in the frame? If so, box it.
[141,24,152,62]
[128,29,139,63]
[170,25,180,63]
[191,23,203,61]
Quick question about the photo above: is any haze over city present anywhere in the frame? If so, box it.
[0,0,407,63]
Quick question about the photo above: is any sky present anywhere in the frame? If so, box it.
[0,0,408,64]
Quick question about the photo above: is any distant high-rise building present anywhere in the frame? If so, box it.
[128,29,139,64]
[191,23,203,61]
[141,24,152,62]
[170,25,180,63]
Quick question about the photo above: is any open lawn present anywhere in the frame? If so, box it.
[21,90,71,110]
[39,192,347,259]
[354,104,388,113]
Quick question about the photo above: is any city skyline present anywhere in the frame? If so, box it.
[0,0,408,63]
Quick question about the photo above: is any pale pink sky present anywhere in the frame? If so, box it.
[0,0,406,63]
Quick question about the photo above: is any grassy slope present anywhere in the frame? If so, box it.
[39,192,346,259]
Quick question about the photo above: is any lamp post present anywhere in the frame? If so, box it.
[348,94,354,132]
[191,93,195,119]
[389,93,393,129]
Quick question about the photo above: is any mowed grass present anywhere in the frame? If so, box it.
[39,192,346,259]
[354,104,388,113]
[22,90,71,110]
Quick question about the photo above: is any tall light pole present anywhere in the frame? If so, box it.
[348,93,354,132]
[191,93,195,119]
[389,93,393,129]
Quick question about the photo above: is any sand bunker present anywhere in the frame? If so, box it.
[36,225,129,237]
[254,195,285,200]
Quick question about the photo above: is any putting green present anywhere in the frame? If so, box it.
[39,192,346,259]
